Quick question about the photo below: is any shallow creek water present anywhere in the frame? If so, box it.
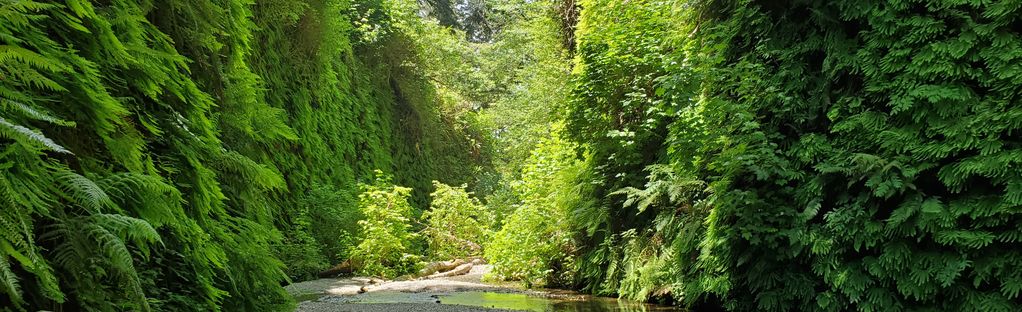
[440,291,682,312]
[310,290,684,311]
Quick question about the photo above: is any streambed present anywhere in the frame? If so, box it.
[288,265,683,311]
[297,290,682,312]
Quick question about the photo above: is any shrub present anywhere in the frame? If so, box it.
[422,181,491,260]
[349,171,420,278]
[485,125,581,286]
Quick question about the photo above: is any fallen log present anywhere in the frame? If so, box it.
[428,263,473,278]
[418,259,466,277]
[318,259,354,278]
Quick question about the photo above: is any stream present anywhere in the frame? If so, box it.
[296,289,683,312]
[437,291,681,311]
[288,265,684,312]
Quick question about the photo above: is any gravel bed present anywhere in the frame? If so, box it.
[296,302,518,312]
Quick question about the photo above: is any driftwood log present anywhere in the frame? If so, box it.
[417,259,466,277]
[318,259,354,278]
[318,257,486,279]
[427,263,473,278]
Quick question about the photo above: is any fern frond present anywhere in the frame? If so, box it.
[613,164,706,213]
[0,249,23,304]
[98,173,184,227]
[0,45,69,73]
[0,117,71,153]
[2,62,66,91]
[53,168,115,213]
[0,174,34,252]
[2,98,76,126]
[82,218,152,311]
[46,213,157,311]
[216,150,285,190]
[0,1,56,30]
[88,213,162,247]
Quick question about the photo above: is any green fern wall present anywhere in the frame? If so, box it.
[247,0,481,279]
[689,1,1022,310]
[565,0,1022,311]
[0,0,477,311]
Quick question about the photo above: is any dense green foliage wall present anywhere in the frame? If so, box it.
[247,0,484,279]
[563,0,1022,311]
[8,0,1020,310]
[0,0,480,310]
[564,0,701,302]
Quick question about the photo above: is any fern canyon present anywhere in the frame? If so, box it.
[2,0,1021,311]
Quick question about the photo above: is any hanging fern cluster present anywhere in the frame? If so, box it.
[1,0,291,310]
[566,0,1022,311]
[1,0,480,310]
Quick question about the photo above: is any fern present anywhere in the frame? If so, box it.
[0,243,23,305]
[612,164,706,213]
[0,117,70,154]
[0,45,69,74]
[97,173,185,228]
[0,0,511,310]
[2,98,75,126]
[45,213,159,312]
[53,168,115,214]
[567,0,1022,310]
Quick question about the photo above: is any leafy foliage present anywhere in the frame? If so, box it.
[0,0,478,310]
[581,164,709,302]
[422,181,491,260]
[564,0,1022,311]
[304,184,363,266]
[563,0,688,302]
[239,0,484,280]
[350,172,420,278]
[0,0,294,309]
[485,125,582,286]
[8,0,1020,311]
[393,0,573,203]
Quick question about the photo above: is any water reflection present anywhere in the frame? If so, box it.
[439,291,683,312]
